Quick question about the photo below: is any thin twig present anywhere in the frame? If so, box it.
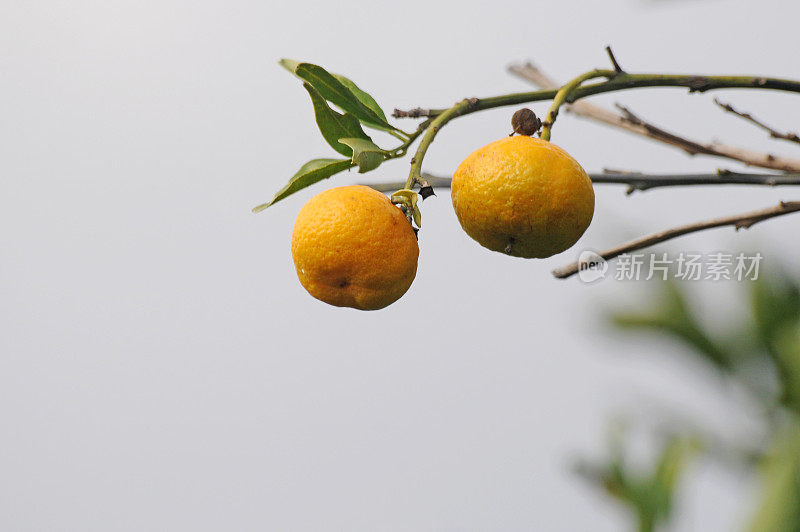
[615,104,800,172]
[392,107,432,118]
[363,171,800,194]
[551,201,800,279]
[714,98,800,145]
[392,72,800,120]
[507,62,800,172]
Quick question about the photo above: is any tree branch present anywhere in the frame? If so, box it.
[714,98,800,146]
[364,171,800,194]
[507,62,800,172]
[392,72,800,120]
[551,201,800,279]
[396,70,800,190]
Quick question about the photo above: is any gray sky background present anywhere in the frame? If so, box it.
[2,0,800,530]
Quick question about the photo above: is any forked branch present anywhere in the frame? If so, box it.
[507,62,800,172]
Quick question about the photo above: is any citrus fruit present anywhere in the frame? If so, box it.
[451,135,594,258]
[291,185,419,310]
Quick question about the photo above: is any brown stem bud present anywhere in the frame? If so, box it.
[511,108,542,136]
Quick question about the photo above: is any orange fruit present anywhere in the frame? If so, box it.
[291,185,419,310]
[451,136,594,258]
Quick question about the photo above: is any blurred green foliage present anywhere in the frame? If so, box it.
[576,428,699,532]
[584,269,800,531]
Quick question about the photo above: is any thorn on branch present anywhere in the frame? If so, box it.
[418,178,436,200]
[605,45,624,73]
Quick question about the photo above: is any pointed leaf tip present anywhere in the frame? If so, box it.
[278,58,301,73]
[252,158,353,211]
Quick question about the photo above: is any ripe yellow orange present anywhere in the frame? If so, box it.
[291,185,419,310]
[451,136,594,258]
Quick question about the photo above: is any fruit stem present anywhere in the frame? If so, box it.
[404,98,479,190]
[540,69,616,141]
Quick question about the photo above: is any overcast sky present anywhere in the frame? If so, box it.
[3,0,800,530]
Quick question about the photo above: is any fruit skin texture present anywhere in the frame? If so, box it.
[451,136,595,258]
[291,185,419,310]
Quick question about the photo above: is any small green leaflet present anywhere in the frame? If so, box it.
[339,137,385,173]
[252,158,353,212]
[279,59,396,133]
[303,83,370,157]
[390,189,422,228]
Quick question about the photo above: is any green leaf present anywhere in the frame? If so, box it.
[771,325,800,412]
[750,272,800,350]
[611,281,735,371]
[252,158,353,212]
[748,426,800,532]
[280,59,395,132]
[333,73,388,125]
[750,273,800,411]
[648,438,698,522]
[302,83,370,156]
[339,137,385,173]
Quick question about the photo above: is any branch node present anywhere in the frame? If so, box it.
[392,107,431,119]
[687,76,711,92]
